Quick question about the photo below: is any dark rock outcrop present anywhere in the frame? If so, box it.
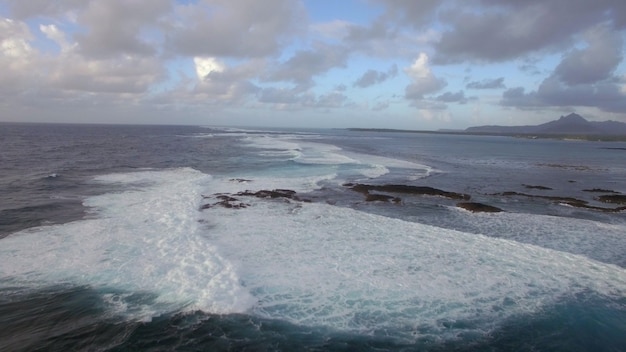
[597,194,626,205]
[365,194,401,203]
[201,194,249,209]
[201,188,312,210]
[235,189,312,202]
[345,183,470,200]
[523,184,552,190]
[457,202,503,213]
[583,188,618,193]
[229,178,251,183]
[496,191,626,212]
[237,189,299,200]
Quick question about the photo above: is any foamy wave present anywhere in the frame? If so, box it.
[200,195,626,339]
[241,133,434,182]
[0,168,255,318]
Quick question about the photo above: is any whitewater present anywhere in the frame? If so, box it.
[0,123,625,351]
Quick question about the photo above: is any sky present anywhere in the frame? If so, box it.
[0,0,625,130]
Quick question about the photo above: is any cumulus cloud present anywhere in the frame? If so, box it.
[75,0,171,58]
[40,24,72,52]
[353,64,397,88]
[315,91,348,109]
[500,21,626,113]
[435,91,468,104]
[404,53,446,100]
[257,87,303,105]
[501,77,626,113]
[50,56,166,94]
[166,0,304,58]
[4,0,86,19]
[1,0,626,126]
[500,87,542,109]
[264,43,350,88]
[0,18,38,95]
[257,86,347,110]
[0,18,33,58]
[433,0,626,63]
[194,57,225,80]
[374,0,444,27]
[0,15,167,102]
[467,77,505,89]
[193,59,263,104]
[554,24,623,86]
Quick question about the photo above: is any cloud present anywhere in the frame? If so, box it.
[467,77,505,89]
[193,59,263,104]
[536,75,626,113]
[75,0,171,58]
[500,21,626,114]
[404,53,446,100]
[50,55,166,94]
[0,16,167,100]
[264,43,350,88]
[435,91,468,104]
[257,86,347,110]
[344,18,395,43]
[501,77,626,113]
[1,0,626,127]
[353,64,397,88]
[433,0,626,63]
[500,87,542,109]
[166,0,305,58]
[0,18,38,95]
[257,87,302,105]
[315,91,348,109]
[4,0,86,19]
[0,18,33,58]
[40,24,72,52]
[374,0,444,27]
[554,24,623,86]
[194,57,225,80]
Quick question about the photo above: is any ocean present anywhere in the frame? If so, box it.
[1,123,625,351]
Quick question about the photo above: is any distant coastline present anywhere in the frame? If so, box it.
[346,128,626,142]
[348,113,626,142]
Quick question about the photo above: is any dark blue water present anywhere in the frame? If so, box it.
[1,123,625,351]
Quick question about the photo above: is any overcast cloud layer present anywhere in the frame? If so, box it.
[0,0,625,129]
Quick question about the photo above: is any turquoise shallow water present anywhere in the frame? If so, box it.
[1,123,625,351]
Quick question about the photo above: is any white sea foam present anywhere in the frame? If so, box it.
[3,166,625,341]
[455,210,626,267]
[199,181,626,339]
[0,168,255,320]
[242,133,434,181]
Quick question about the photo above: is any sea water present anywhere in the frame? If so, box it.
[0,123,625,351]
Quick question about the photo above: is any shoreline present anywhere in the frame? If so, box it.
[346,128,626,142]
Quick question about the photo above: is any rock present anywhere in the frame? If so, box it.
[523,184,552,190]
[345,183,470,200]
[496,191,625,212]
[201,193,249,209]
[365,193,401,203]
[597,194,626,205]
[457,202,503,213]
[583,188,618,193]
[229,178,251,183]
[237,189,298,200]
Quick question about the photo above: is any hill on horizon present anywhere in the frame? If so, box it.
[465,113,626,136]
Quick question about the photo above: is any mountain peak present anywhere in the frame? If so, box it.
[465,113,626,136]
[559,113,587,123]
